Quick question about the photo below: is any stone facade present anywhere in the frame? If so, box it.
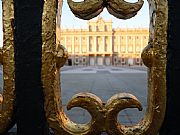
[58,17,149,66]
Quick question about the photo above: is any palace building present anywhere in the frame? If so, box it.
[58,17,149,66]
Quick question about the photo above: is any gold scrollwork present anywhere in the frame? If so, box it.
[42,0,168,134]
[67,0,144,20]
[67,0,104,20]
[141,42,153,68]
[56,44,68,68]
[106,0,144,19]
[0,94,3,104]
[1,0,167,134]
[41,0,168,134]
[0,0,16,134]
[68,92,143,134]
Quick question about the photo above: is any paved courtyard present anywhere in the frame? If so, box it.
[0,65,148,133]
[60,66,147,125]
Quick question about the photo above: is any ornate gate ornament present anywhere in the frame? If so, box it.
[67,0,144,20]
[0,0,167,134]
[0,0,15,133]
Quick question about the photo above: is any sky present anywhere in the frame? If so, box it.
[0,0,149,47]
[61,0,149,28]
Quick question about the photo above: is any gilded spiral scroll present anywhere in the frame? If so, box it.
[0,94,3,104]
[0,0,16,134]
[106,0,144,19]
[67,0,144,20]
[42,0,167,135]
[0,0,168,134]
[67,0,104,20]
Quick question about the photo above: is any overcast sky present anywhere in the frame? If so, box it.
[0,0,149,47]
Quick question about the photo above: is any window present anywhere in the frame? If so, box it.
[97,37,101,52]
[96,26,99,31]
[75,57,79,63]
[136,58,140,63]
[104,25,107,31]
[114,57,118,63]
[89,26,92,31]
[114,45,118,52]
[82,57,86,63]
[105,44,108,52]
[121,58,125,63]
[105,36,108,52]
[97,44,99,52]
[89,44,93,52]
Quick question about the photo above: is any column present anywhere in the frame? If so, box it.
[133,36,135,54]
[72,36,74,55]
[110,36,113,65]
[109,36,112,53]
[87,36,89,65]
[70,36,74,66]
[94,36,97,53]
[103,36,105,53]
[87,36,89,54]
[126,35,128,53]
[80,36,82,54]
[65,36,67,49]
[141,35,143,52]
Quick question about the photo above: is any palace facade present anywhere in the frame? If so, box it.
[58,17,149,66]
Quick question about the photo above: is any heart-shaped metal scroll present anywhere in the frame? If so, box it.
[67,0,144,20]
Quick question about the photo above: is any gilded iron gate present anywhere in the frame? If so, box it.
[0,0,167,134]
